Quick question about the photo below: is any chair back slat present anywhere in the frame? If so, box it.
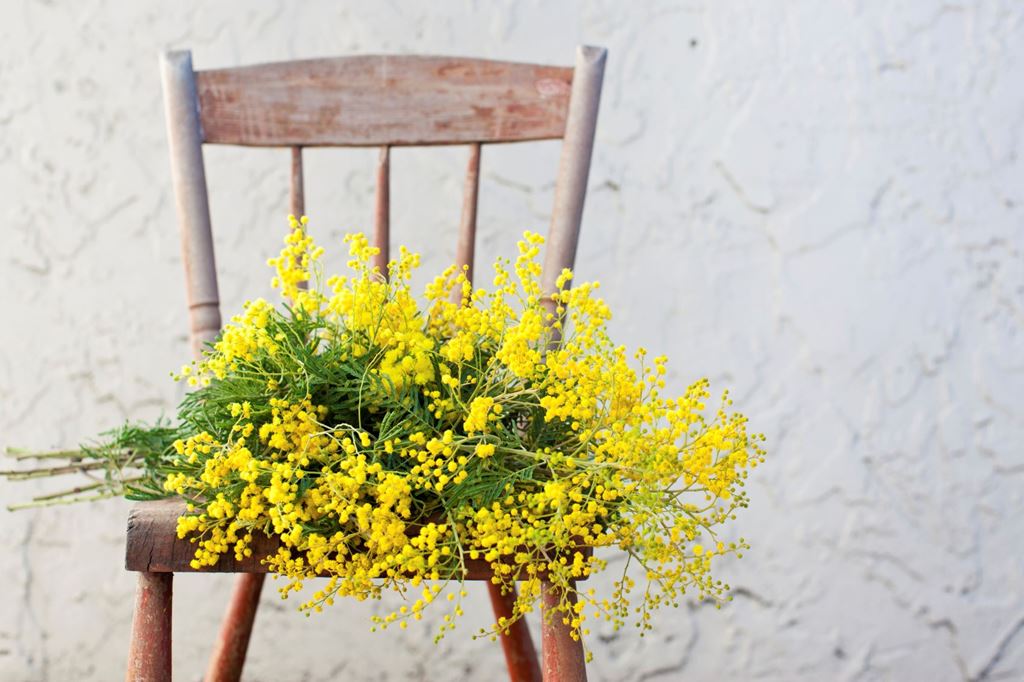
[452,142,482,300]
[194,56,574,147]
[373,146,391,272]
[160,50,222,359]
[289,147,305,217]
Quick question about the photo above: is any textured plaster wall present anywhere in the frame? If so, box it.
[0,1,1022,680]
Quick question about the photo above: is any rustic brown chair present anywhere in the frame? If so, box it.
[125,46,606,682]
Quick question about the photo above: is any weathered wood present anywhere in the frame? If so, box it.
[290,146,305,218]
[161,50,222,358]
[126,572,173,682]
[451,142,482,302]
[489,582,542,682]
[373,145,390,273]
[541,581,587,682]
[541,46,606,311]
[195,56,573,147]
[204,574,266,682]
[126,499,588,582]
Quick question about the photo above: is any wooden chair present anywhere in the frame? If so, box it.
[125,46,606,682]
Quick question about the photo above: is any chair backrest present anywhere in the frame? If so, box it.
[160,47,606,358]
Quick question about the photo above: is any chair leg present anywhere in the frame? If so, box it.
[126,572,173,682]
[540,581,587,682]
[488,582,542,682]
[205,573,266,682]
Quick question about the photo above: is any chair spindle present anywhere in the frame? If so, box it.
[290,146,305,218]
[373,145,391,273]
[452,142,482,302]
[290,146,308,292]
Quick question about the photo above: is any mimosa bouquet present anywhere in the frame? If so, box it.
[4,218,765,654]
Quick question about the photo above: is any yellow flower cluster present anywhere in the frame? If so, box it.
[164,218,765,655]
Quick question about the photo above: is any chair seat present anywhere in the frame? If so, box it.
[125,498,589,581]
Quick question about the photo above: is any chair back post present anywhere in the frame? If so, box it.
[541,46,607,301]
[536,45,606,682]
[160,50,222,360]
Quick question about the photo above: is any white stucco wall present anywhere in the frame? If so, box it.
[1,2,1021,680]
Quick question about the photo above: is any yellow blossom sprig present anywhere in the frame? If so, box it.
[4,217,766,662]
